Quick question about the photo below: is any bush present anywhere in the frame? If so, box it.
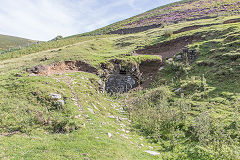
[165,61,188,77]
[51,35,63,41]
[163,28,173,37]
[129,86,240,158]
[129,86,188,143]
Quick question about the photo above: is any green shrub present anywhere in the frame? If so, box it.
[163,28,173,37]
[129,83,240,158]
[165,61,188,77]
[130,86,189,144]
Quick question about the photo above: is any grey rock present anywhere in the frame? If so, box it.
[108,115,115,119]
[49,93,62,100]
[105,74,138,93]
[174,88,182,93]
[107,132,112,138]
[87,108,95,114]
[57,100,65,107]
[29,73,37,77]
[92,104,100,111]
[159,66,165,71]
[176,55,182,60]
[98,79,103,86]
[121,134,129,139]
[168,58,173,62]
[139,144,144,147]
[144,150,160,156]
[119,118,128,121]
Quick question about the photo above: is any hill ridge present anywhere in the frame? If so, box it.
[0,33,36,52]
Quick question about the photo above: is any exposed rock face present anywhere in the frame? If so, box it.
[105,74,138,93]
[99,59,141,94]
[181,47,198,63]
[100,58,162,93]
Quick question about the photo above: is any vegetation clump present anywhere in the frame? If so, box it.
[163,28,173,37]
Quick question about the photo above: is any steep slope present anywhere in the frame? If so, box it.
[0,34,36,52]
[80,0,240,36]
[0,34,161,159]
[1,0,240,159]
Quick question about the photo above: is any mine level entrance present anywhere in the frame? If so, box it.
[105,74,138,93]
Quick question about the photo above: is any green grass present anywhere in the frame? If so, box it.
[119,14,240,159]
[73,0,240,36]
[1,2,240,159]
[0,71,161,159]
[0,34,36,50]
[0,128,159,160]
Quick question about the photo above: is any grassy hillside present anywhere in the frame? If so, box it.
[79,0,240,35]
[0,34,36,51]
[1,0,240,159]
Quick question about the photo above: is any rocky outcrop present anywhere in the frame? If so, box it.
[179,47,199,63]
[105,74,138,93]
[98,59,141,94]
[99,58,162,93]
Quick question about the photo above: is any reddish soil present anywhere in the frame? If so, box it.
[139,59,163,88]
[28,61,97,76]
[135,35,203,60]
[109,16,240,36]
[173,23,218,34]
[108,24,162,35]
[108,16,218,35]
[223,18,240,24]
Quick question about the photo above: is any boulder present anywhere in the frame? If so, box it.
[49,93,64,108]
[168,58,173,62]
[176,55,182,60]
[174,88,182,93]
[107,132,112,138]
[49,93,62,100]
[144,150,160,156]
[57,100,65,107]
